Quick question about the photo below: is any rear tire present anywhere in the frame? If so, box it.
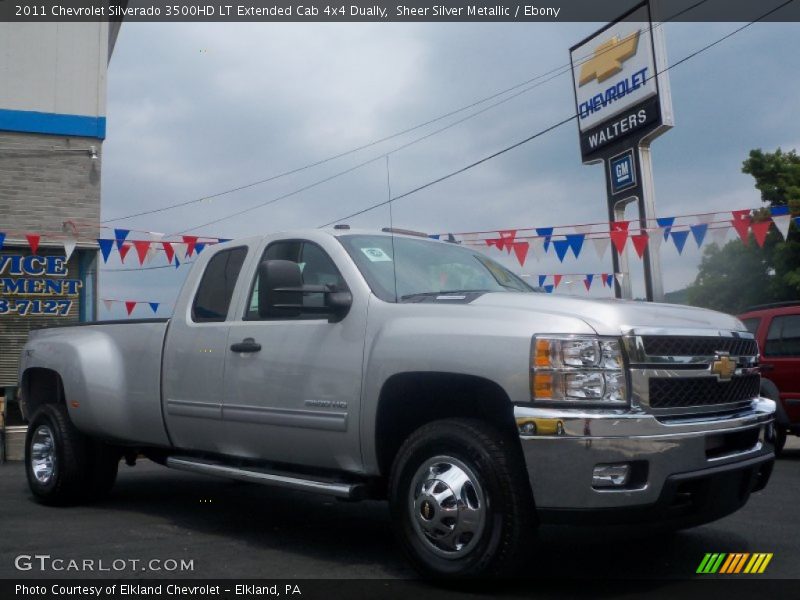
[25,403,119,505]
[389,419,535,578]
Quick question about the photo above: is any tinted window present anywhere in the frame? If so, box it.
[764,315,800,357]
[192,247,247,322]
[247,241,347,319]
[741,318,761,336]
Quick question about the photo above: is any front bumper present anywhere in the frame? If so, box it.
[515,397,775,525]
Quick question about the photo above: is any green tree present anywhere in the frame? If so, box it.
[686,148,800,314]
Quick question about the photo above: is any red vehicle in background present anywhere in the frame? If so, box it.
[739,302,800,455]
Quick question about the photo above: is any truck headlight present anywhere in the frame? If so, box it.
[531,336,627,405]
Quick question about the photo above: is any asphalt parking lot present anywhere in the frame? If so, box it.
[1,439,798,582]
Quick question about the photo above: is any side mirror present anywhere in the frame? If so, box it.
[258,260,303,318]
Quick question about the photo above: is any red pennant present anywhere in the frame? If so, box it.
[631,233,649,258]
[124,301,136,316]
[601,273,608,287]
[583,278,592,291]
[182,235,199,257]
[553,274,563,289]
[512,241,529,266]
[731,215,751,245]
[498,230,517,253]
[611,221,630,231]
[610,230,628,254]
[133,240,150,265]
[731,209,751,222]
[751,220,771,248]
[162,242,175,264]
[118,242,132,263]
[25,234,40,254]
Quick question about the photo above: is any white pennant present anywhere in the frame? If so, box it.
[772,215,792,240]
[529,237,545,261]
[102,299,114,312]
[592,237,610,260]
[648,230,663,251]
[171,242,188,260]
[145,232,164,264]
[63,239,77,261]
[573,224,595,235]
[711,227,729,246]
[696,213,716,225]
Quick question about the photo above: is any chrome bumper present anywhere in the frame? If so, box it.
[514,397,776,513]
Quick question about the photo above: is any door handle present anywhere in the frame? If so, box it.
[230,338,261,353]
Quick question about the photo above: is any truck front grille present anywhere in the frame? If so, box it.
[641,336,758,358]
[649,374,760,409]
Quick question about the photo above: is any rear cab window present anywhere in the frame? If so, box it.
[192,247,248,322]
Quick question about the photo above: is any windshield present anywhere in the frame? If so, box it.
[338,234,535,302]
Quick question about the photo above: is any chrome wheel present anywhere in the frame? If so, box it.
[408,456,486,559]
[30,425,57,485]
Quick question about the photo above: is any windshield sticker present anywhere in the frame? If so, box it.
[360,247,393,262]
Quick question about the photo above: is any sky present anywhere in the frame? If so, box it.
[97,9,800,317]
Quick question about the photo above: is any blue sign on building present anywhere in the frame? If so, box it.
[609,149,636,195]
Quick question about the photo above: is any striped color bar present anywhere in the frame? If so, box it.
[697,553,773,574]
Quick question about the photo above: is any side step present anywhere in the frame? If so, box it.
[165,456,365,499]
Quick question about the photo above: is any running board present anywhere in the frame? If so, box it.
[165,456,365,499]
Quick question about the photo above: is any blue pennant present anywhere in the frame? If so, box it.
[428,234,440,240]
[605,274,614,287]
[113,228,130,250]
[98,239,114,263]
[770,205,790,216]
[585,273,594,286]
[149,303,160,314]
[538,275,547,287]
[536,227,553,252]
[195,242,206,254]
[690,224,708,247]
[216,238,232,244]
[656,217,675,240]
[552,239,570,262]
[174,255,181,269]
[671,230,690,254]
[543,285,554,294]
[565,233,585,258]
[0,232,5,251]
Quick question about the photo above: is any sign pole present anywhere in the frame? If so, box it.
[638,145,664,301]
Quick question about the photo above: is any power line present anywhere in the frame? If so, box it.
[101,0,710,225]
[318,0,794,228]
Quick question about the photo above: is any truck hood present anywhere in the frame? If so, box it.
[471,292,745,337]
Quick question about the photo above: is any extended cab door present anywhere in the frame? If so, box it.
[220,236,367,471]
[162,245,249,453]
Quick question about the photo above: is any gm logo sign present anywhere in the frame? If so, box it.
[609,149,636,195]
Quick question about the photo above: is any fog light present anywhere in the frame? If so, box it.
[592,464,630,488]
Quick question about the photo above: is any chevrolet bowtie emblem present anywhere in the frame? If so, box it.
[711,353,736,381]
[579,30,641,87]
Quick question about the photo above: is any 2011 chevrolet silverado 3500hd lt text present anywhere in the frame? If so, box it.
[18,229,776,577]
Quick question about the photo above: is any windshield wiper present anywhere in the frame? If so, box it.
[400,289,491,301]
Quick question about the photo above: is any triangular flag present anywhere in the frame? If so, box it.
[26,234,40,254]
[171,242,188,261]
[536,228,553,252]
[648,230,663,251]
[592,237,610,260]
[573,224,595,235]
[113,228,130,250]
[696,213,716,225]
[751,220,771,248]
[485,238,502,250]
[162,241,175,264]
[102,299,113,312]
[174,255,181,269]
[529,237,545,261]
[565,234,585,258]
[217,238,232,244]
[584,274,594,291]
[538,275,547,288]
[731,209,751,221]
[731,216,751,245]
[124,301,136,316]
[98,239,114,263]
[146,233,164,264]
[609,227,628,254]
[118,242,132,263]
[543,285,554,294]
[149,302,160,314]
[553,274,563,289]
[601,273,608,287]
[656,217,675,240]
[772,214,791,240]
[512,241,529,267]
[195,242,207,255]
[690,224,708,248]
[0,232,4,250]
[671,230,690,254]
[553,239,571,262]
[795,216,800,228]
[606,274,615,288]
[770,205,790,217]
[182,235,199,257]
[711,227,728,246]
[133,240,150,265]
[498,230,517,253]
[63,239,77,262]
[631,233,648,258]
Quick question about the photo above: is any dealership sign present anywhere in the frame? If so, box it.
[0,254,81,316]
[570,0,673,164]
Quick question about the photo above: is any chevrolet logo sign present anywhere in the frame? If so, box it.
[711,353,736,381]
[579,30,640,87]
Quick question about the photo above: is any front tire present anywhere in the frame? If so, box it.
[389,419,535,578]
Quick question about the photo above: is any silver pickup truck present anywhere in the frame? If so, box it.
[18,228,776,577]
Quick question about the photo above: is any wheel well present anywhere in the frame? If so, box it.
[375,372,520,478]
[21,368,64,419]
